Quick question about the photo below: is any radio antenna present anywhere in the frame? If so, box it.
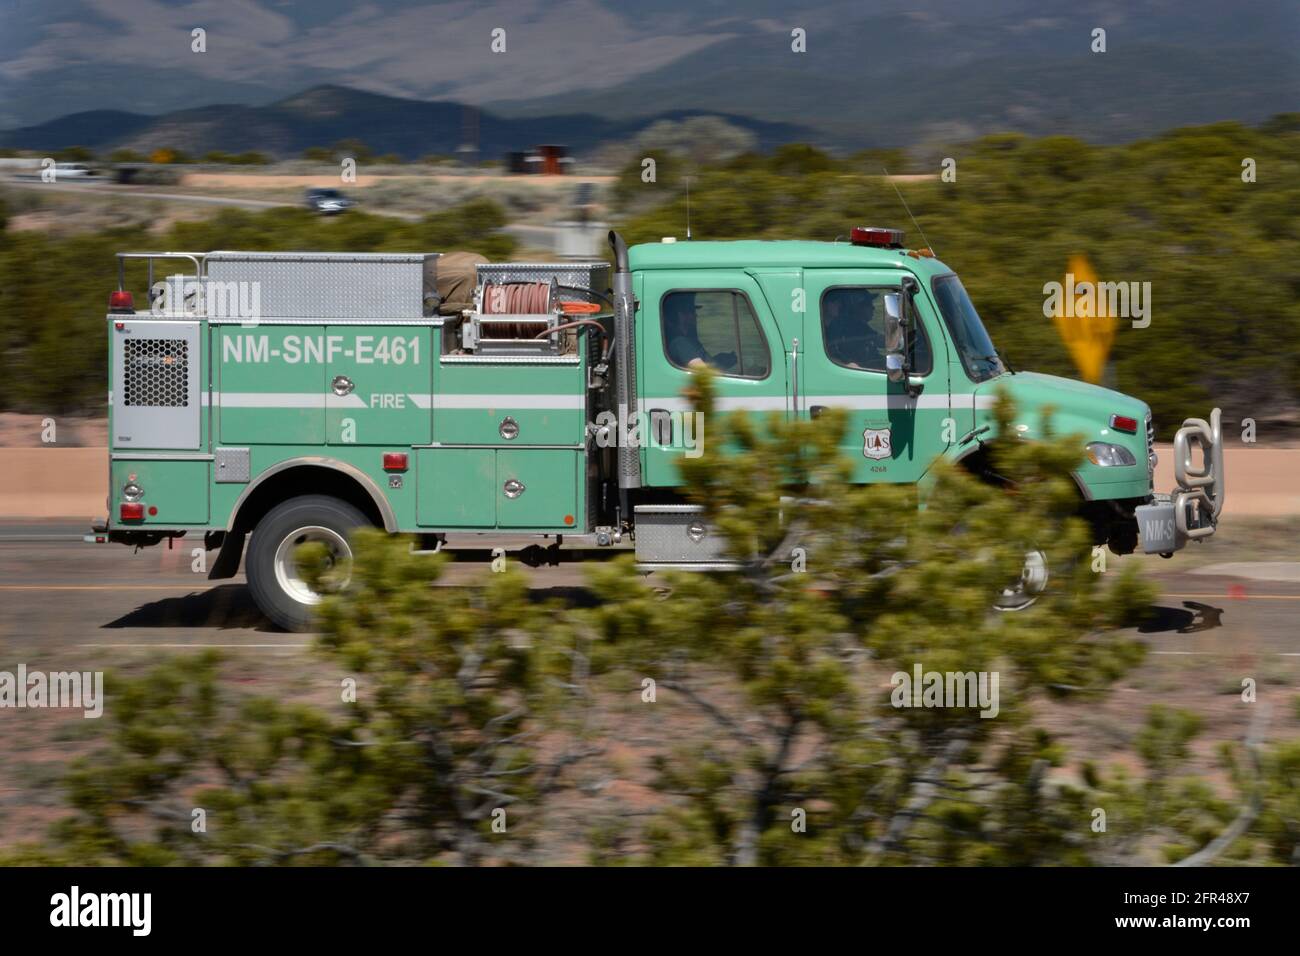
[882,167,933,255]
[686,176,692,240]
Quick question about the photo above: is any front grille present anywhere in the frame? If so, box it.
[124,338,189,407]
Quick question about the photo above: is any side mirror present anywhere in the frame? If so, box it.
[883,290,908,383]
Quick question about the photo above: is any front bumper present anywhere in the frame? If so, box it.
[1134,408,1224,555]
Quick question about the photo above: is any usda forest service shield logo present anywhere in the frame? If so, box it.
[863,426,892,460]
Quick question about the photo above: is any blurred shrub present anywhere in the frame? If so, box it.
[53,145,95,162]
[202,151,271,165]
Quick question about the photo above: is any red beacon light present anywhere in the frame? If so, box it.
[108,290,135,313]
[849,226,905,249]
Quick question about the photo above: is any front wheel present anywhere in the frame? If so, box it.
[993,548,1050,612]
[246,495,367,631]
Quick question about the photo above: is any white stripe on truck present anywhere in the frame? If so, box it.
[201,392,580,410]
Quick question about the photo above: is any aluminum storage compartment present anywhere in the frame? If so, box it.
[476,261,610,294]
[634,504,737,568]
[204,252,437,320]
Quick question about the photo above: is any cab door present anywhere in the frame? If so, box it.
[800,269,950,483]
[638,270,786,487]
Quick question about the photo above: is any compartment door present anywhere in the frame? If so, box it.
[326,326,432,445]
[217,327,325,445]
[496,449,580,530]
[416,448,495,528]
[111,319,201,450]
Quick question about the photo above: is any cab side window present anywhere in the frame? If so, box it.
[819,286,931,374]
[662,290,771,379]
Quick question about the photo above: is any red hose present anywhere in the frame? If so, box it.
[482,281,552,315]
[481,281,552,338]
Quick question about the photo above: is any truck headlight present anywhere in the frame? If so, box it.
[1086,442,1137,467]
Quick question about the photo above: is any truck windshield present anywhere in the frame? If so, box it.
[931,274,1006,383]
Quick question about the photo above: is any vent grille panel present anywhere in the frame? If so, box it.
[124,338,189,407]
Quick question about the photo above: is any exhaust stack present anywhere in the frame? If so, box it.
[609,231,641,493]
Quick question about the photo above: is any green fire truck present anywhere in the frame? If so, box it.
[88,229,1223,630]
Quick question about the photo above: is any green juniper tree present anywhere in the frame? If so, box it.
[582,371,1155,864]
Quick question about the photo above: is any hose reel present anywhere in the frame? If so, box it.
[477,279,556,340]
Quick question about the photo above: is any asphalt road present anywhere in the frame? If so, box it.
[2,520,1297,665]
[3,177,300,212]
[0,521,600,661]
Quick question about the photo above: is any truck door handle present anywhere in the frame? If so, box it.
[649,408,673,445]
[810,405,826,419]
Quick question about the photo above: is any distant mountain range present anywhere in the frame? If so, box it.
[488,14,1300,148]
[1,0,1295,154]
[0,86,812,159]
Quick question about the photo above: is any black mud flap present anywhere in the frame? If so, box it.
[208,531,246,580]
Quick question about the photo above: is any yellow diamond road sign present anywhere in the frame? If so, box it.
[1050,254,1116,384]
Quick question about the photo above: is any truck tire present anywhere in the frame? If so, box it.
[246,495,367,631]
[993,548,1050,612]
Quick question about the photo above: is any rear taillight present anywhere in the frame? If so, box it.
[383,452,408,472]
[1110,414,1138,434]
[109,290,135,313]
[120,502,145,521]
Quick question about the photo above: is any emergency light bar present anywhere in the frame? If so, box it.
[850,226,905,248]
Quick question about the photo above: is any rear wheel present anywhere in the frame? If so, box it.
[246,495,367,631]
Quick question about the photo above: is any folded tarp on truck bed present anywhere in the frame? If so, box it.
[432,251,489,315]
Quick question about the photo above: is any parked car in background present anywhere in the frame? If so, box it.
[304,187,355,214]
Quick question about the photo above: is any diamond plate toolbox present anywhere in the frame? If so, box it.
[205,252,436,320]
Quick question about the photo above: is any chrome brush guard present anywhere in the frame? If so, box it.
[1136,408,1224,554]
